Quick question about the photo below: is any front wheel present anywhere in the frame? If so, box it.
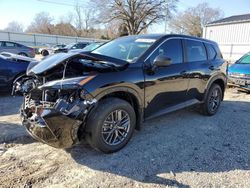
[41,50,49,56]
[200,84,222,116]
[85,98,136,153]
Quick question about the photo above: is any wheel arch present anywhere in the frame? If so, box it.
[18,52,28,56]
[204,75,227,101]
[94,87,144,130]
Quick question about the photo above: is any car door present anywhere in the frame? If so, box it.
[144,38,189,118]
[184,39,211,101]
[1,42,17,54]
[0,57,11,88]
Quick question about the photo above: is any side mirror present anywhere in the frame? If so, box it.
[153,54,172,69]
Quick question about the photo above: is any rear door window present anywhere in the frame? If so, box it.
[186,40,207,62]
[5,42,15,47]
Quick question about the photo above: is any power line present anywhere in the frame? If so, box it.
[37,0,87,7]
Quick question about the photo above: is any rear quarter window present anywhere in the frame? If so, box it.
[205,43,217,60]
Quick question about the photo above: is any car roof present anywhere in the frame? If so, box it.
[120,34,217,45]
[0,40,17,43]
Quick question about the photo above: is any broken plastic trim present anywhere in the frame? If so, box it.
[21,96,97,148]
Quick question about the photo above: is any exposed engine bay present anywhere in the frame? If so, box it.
[13,52,126,148]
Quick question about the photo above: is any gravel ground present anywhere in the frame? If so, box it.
[0,88,249,188]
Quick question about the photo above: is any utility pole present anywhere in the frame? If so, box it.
[164,3,169,33]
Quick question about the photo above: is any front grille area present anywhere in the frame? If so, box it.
[228,72,250,79]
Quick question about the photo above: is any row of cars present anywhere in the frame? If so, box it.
[0,41,104,92]
[38,42,104,56]
[0,34,249,153]
[0,40,104,58]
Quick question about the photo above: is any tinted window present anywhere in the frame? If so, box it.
[16,43,22,47]
[5,42,15,47]
[205,43,217,60]
[77,43,87,48]
[213,45,223,59]
[0,42,3,47]
[186,40,207,62]
[149,39,183,64]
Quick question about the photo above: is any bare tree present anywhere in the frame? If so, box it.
[26,12,54,34]
[93,0,178,35]
[4,21,24,32]
[169,3,224,37]
[72,2,96,37]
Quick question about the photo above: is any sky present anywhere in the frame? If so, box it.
[0,0,249,33]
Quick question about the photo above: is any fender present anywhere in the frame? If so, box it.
[94,86,143,107]
[89,85,144,129]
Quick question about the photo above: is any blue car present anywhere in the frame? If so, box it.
[0,53,34,92]
[228,52,250,91]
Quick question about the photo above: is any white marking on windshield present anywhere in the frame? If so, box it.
[135,38,156,43]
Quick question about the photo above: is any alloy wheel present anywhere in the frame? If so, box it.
[208,87,221,112]
[102,109,130,146]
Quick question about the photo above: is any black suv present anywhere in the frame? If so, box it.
[14,34,227,153]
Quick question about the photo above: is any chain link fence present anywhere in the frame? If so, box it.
[0,31,106,48]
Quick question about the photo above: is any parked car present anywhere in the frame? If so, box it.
[0,52,35,92]
[39,44,66,56]
[0,41,35,58]
[54,42,89,53]
[228,52,250,91]
[69,42,105,53]
[14,34,227,153]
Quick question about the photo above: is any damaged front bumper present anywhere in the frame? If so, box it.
[21,96,97,148]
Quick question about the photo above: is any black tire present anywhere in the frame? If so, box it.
[18,52,28,57]
[41,50,49,56]
[85,98,136,153]
[200,84,222,116]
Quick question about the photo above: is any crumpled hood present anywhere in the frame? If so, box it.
[27,52,127,76]
[228,63,250,74]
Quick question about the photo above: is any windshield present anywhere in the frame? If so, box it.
[65,43,75,49]
[83,43,102,52]
[237,54,250,64]
[92,37,156,62]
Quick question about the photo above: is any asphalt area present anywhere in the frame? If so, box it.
[0,88,249,188]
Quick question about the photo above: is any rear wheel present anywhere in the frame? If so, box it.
[41,50,49,56]
[200,84,222,116]
[86,98,136,153]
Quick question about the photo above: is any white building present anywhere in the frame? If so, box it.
[203,14,250,62]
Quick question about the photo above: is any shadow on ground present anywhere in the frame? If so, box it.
[67,100,250,187]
